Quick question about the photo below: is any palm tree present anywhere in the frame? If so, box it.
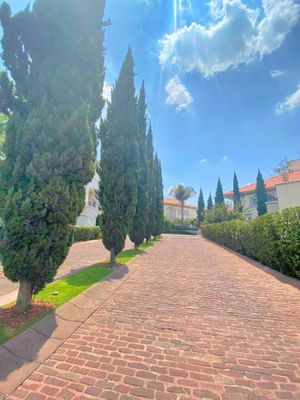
[169,184,196,223]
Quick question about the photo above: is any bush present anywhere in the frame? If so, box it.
[72,226,102,243]
[201,207,300,279]
[163,217,198,235]
[204,204,244,224]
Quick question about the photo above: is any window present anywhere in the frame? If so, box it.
[166,207,176,219]
[88,190,98,208]
[184,209,189,216]
[267,192,278,202]
[250,196,257,206]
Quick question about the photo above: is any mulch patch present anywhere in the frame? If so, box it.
[0,301,54,329]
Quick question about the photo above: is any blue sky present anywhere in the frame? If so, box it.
[2,0,300,205]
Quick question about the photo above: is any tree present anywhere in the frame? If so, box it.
[256,169,268,216]
[233,172,243,212]
[145,124,155,242]
[0,113,8,160]
[99,48,139,265]
[197,188,205,224]
[215,178,225,206]
[129,82,148,249]
[207,193,214,210]
[153,155,164,238]
[0,0,106,313]
[169,184,196,222]
[273,157,291,182]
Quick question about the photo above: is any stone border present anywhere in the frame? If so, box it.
[0,239,163,398]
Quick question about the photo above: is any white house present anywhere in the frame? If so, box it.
[76,173,100,226]
[224,159,300,219]
[164,198,197,222]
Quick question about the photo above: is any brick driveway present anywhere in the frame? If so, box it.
[6,235,300,400]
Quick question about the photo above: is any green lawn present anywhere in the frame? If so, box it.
[0,240,158,345]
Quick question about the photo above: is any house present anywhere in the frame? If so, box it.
[76,173,100,226]
[224,159,300,219]
[164,198,197,222]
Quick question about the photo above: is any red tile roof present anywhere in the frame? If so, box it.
[225,170,300,198]
[164,198,197,209]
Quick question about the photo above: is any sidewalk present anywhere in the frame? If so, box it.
[0,238,133,307]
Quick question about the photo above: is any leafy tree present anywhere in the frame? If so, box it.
[273,157,291,182]
[204,204,244,224]
[215,178,225,206]
[0,0,106,313]
[256,169,268,216]
[0,113,8,160]
[129,82,148,249]
[207,192,214,210]
[99,48,139,264]
[197,188,205,224]
[153,154,164,237]
[145,124,155,242]
[169,184,196,223]
[233,172,243,212]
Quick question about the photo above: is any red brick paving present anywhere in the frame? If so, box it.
[6,235,300,400]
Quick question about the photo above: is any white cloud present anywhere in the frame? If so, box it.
[275,83,300,115]
[103,81,112,103]
[221,155,229,162]
[271,69,283,78]
[159,0,299,77]
[200,158,208,163]
[101,82,112,119]
[165,75,193,111]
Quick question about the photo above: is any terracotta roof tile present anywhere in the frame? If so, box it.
[164,198,197,210]
[225,169,300,197]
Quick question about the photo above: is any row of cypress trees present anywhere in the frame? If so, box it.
[197,170,268,224]
[0,1,164,312]
[98,49,164,265]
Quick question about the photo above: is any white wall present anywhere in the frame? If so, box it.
[76,173,100,226]
[276,181,300,211]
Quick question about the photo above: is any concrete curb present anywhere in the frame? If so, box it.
[0,239,164,398]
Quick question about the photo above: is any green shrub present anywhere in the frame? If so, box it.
[201,207,300,279]
[72,226,102,243]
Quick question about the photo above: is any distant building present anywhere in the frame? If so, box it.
[224,159,300,219]
[164,198,197,222]
[76,174,100,226]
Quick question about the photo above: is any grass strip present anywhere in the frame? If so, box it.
[0,240,157,345]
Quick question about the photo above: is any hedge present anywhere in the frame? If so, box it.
[72,226,102,243]
[201,207,300,279]
[165,230,197,236]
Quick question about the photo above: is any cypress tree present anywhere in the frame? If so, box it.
[129,82,148,249]
[153,154,164,238]
[207,193,214,210]
[215,178,225,206]
[197,188,205,224]
[0,0,106,313]
[233,172,243,212]
[256,169,268,216]
[99,48,139,265]
[145,124,155,242]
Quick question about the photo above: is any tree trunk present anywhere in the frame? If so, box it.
[181,202,184,223]
[15,280,33,314]
[134,244,139,250]
[110,248,116,267]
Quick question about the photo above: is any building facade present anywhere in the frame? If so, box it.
[224,159,300,219]
[164,198,197,222]
[76,173,100,226]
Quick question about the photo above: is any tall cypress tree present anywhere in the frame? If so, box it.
[99,48,139,264]
[197,188,205,224]
[153,154,164,238]
[145,124,155,242]
[215,178,225,206]
[207,193,214,210]
[256,169,268,216]
[0,0,106,313]
[233,172,243,212]
[129,82,148,249]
